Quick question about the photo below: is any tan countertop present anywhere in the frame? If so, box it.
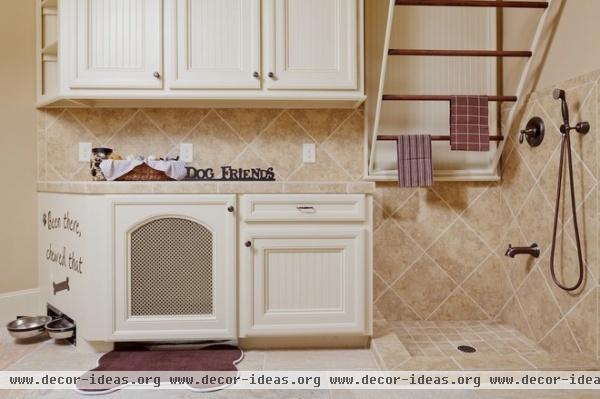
[37,181,375,195]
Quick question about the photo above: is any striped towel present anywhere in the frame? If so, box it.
[396,135,433,188]
[449,95,490,152]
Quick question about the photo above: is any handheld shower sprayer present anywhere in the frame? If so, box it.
[549,89,589,292]
[553,88,590,135]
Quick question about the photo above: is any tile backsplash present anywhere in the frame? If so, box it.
[37,108,363,182]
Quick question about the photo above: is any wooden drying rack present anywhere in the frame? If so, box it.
[376,0,549,144]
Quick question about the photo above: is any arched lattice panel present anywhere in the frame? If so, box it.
[129,217,213,317]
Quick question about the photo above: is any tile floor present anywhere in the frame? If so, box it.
[371,316,600,374]
[1,325,600,398]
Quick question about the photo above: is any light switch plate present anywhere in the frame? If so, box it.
[78,143,92,162]
[303,143,316,163]
[180,143,194,163]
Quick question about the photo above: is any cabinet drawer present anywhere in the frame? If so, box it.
[241,195,366,222]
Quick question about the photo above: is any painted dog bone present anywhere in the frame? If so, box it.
[53,277,70,295]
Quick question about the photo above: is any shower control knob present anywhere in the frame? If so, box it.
[227,206,235,213]
[245,241,252,248]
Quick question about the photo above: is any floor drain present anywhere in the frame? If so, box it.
[457,345,477,353]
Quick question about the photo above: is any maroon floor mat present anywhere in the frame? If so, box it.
[76,343,243,394]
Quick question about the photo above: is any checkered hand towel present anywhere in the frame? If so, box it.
[449,95,490,152]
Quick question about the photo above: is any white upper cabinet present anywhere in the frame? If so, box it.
[171,0,261,89]
[265,0,359,90]
[42,0,364,107]
[68,0,163,89]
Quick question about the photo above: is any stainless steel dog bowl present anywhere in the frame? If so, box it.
[45,318,75,340]
[6,316,52,339]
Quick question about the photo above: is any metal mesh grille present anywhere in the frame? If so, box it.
[129,218,213,317]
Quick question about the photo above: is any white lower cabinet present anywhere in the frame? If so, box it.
[239,194,371,338]
[239,227,368,337]
[40,193,371,345]
[109,195,236,341]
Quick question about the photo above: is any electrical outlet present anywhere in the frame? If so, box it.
[180,143,194,163]
[78,143,92,162]
[303,143,316,163]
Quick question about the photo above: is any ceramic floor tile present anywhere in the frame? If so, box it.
[395,356,461,371]
[7,341,103,371]
[236,350,266,371]
[451,355,533,371]
[0,336,52,370]
[264,349,379,371]
[521,353,600,371]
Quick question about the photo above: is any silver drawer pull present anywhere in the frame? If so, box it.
[296,205,316,213]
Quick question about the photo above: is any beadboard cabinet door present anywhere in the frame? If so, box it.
[265,0,359,91]
[170,0,261,89]
[239,227,368,337]
[68,0,163,89]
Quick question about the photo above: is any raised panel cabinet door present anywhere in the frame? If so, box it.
[71,0,163,89]
[171,0,261,89]
[239,228,368,337]
[265,0,359,90]
[110,195,236,340]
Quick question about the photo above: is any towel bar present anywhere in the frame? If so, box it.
[395,0,548,8]
[382,95,517,102]
[388,49,532,58]
[377,135,504,142]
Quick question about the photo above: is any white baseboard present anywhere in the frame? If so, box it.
[0,288,44,324]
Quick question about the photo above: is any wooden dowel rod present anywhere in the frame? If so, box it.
[388,49,532,57]
[395,0,548,8]
[377,135,505,142]
[382,95,517,102]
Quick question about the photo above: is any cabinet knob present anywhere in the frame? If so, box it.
[268,72,275,79]
[245,241,252,248]
[153,72,161,79]
[253,71,260,79]
[227,206,235,213]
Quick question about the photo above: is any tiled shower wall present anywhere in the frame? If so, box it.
[37,70,600,357]
[498,70,599,356]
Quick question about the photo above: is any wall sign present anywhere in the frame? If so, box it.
[42,208,85,297]
[184,166,276,181]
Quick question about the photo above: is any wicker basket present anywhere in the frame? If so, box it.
[116,163,174,181]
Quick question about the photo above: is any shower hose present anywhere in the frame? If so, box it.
[549,128,585,292]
